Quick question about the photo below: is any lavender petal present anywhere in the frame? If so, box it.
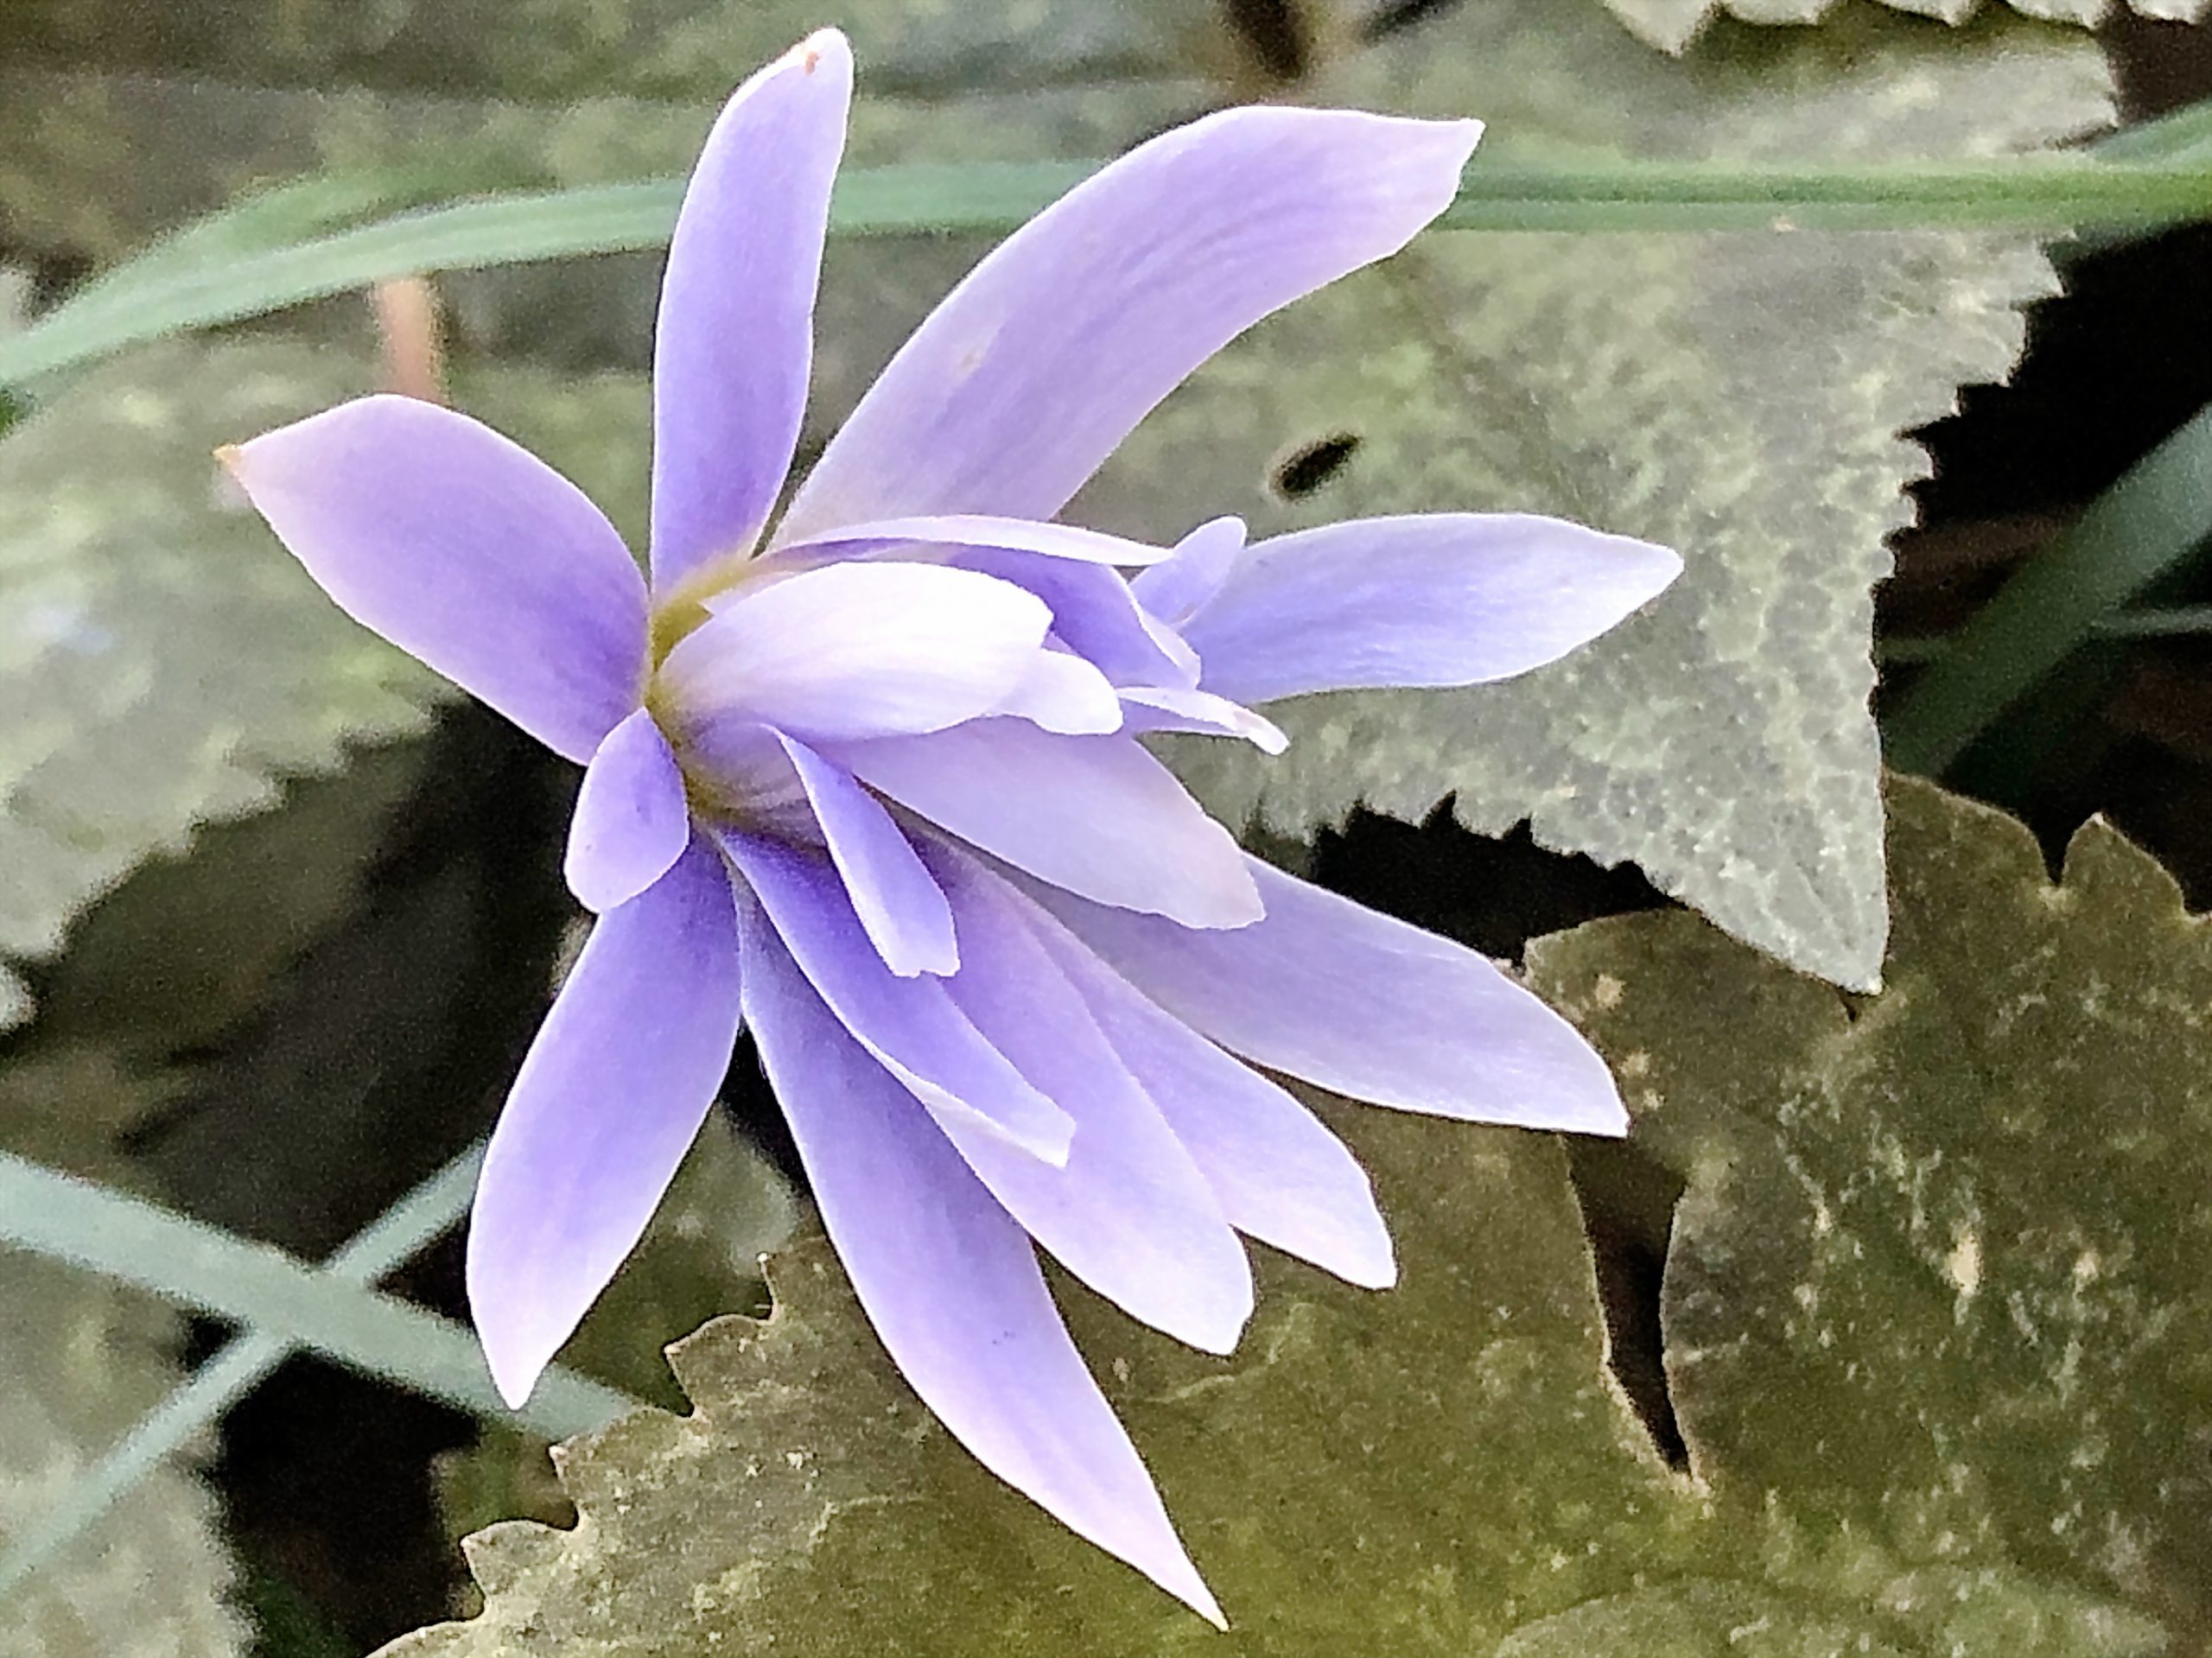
[992,648,1126,736]
[1181,513,1683,706]
[1031,855,1628,1136]
[952,550,1198,690]
[738,900,1223,1625]
[777,733,958,977]
[467,836,743,1406]
[1129,516,1246,627]
[1117,686,1287,754]
[1025,902,1395,1289]
[721,830,1073,1161]
[831,721,1262,930]
[924,846,1255,1354]
[565,708,692,913]
[656,562,1050,744]
[649,30,850,590]
[226,396,647,763]
[775,511,1175,566]
[779,107,1479,539]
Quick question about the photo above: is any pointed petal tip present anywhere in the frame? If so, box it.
[486,1350,541,1413]
[1185,1578,1229,1632]
[1585,1096,1633,1139]
[1628,537,1687,605]
[467,1265,555,1411]
[791,25,852,73]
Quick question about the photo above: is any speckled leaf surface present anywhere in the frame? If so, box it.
[1096,1,2112,993]
[0,339,655,1024]
[0,1049,248,1658]
[438,1109,798,1543]
[2,0,2112,988]
[1594,0,2206,59]
[372,778,2208,1655]
[0,340,443,1008]
[1529,774,2212,1639]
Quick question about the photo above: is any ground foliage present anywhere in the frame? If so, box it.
[0,0,2120,989]
[376,778,2202,1656]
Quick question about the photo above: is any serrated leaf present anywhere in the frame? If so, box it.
[1083,0,2112,992]
[0,1049,247,1658]
[0,334,661,1032]
[1529,774,2212,1636]
[368,786,2203,1655]
[0,0,2114,999]
[436,1111,798,1544]
[0,340,444,1013]
[1592,0,2207,59]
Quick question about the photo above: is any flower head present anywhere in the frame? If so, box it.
[225,29,1680,1625]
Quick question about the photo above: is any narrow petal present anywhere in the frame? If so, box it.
[650,30,852,590]
[226,396,646,762]
[467,837,743,1406]
[738,903,1223,1625]
[779,107,1482,537]
[1117,685,1287,754]
[565,709,691,913]
[777,733,957,977]
[925,847,1254,1354]
[993,648,1125,736]
[955,550,1198,689]
[831,721,1262,930]
[777,512,1175,566]
[1130,516,1246,627]
[1030,856,1628,1136]
[721,830,1072,1161]
[1180,513,1683,707]
[656,562,1051,744]
[1025,904,1395,1289]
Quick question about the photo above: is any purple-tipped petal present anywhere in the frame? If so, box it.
[226,396,647,763]
[832,721,1262,929]
[993,648,1126,736]
[925,848,1254,1353]
[650,30,851,590]
[1181,514,1683,707]
[778,513,1175,566]
[1130,516,1246,627]
[779,107,1482,538]
[955,551,1198,690]
[721,830,1073,1161]
[737,902,1223,1625]
[656,562,1051,744]
[777,733,957,977]
[1025,905,1394,1289]
[1117,686,1287,754]
[1031,856,1628,1136]
[565,709,691,913]
[467,836,742,1406]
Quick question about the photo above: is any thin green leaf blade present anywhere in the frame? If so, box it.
[0,1150,633,1440]
[1886,397,2212,775]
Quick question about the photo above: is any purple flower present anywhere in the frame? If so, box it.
[224,29,1680,1623]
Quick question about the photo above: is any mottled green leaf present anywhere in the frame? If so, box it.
[1529,774,2212,1637]
[373,777,2205,1655]
[0,1049,246,1658]
[0,334,659,1026]
[436,1111,798,1544]
[0,340,444,1016]
[1095,1,2110,993]
[0,0,2116,995]
[1597,0,2207,59]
